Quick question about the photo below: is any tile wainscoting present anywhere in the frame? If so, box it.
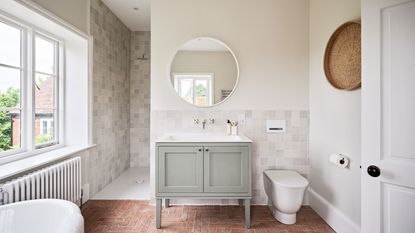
[150,110,309,205]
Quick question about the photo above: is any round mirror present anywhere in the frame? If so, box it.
[170,37,239,107]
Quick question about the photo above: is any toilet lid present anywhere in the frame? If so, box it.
[264,170,309,188]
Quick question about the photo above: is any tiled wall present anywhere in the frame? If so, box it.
[150,110,309,204]
[88,0,131,195]
[130,31,151,168]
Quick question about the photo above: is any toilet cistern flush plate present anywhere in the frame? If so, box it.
[266,120,286,133]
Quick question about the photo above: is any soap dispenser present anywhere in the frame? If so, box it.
[226,120,232,135]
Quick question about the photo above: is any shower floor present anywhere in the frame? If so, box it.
[92,167,150,200]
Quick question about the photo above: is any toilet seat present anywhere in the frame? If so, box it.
[263,170,308,188]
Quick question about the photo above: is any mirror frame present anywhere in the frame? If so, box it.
[169,37,240,108]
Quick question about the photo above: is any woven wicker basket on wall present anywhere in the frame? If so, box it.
[324,21,361,90]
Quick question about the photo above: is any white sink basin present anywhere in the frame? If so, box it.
[156,133,252,143]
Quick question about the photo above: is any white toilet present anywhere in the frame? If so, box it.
[263,170,309,224]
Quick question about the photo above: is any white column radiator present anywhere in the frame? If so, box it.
[0,157,81,206]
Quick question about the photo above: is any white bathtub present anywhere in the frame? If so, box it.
[0,199,84,233]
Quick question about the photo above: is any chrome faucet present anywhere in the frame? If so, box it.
[194,118,215,129]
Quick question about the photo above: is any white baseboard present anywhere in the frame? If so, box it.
[308,188,360,233]
[303,188,310,205]
[81,183,90,205]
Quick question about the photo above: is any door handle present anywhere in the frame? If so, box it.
[367,165,381,177]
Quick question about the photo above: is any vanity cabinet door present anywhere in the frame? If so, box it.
[158,146,204,193]
[203,146,249,193]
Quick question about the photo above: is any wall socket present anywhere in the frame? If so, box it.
[81,183,90,205]
[238,113,246,125]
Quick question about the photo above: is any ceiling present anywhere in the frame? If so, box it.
[180,38,229,52]
[101,0,150,31]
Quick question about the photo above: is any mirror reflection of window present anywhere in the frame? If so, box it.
[170,37,238,107]
[173,73,213,107]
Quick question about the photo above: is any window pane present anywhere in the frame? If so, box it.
[34,73,55,145]
[195,79,208,106]
[0,21,21,67]
[35,36,55,74]
[0,110,21,153]
[179,79,193,104]
[0,21,22,154]
[0,67,20,108]
[0,66,20,108]
[35,73,54,108]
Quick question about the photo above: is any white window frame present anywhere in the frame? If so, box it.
[0,13,65,161]
[33,33,61,149]
[0,16,27,157]
[173,73,214,106]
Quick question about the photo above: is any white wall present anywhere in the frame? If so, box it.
[151,0,309,111]
[30,0,89,33]
[309,0,361,231]
[171,51,238,103]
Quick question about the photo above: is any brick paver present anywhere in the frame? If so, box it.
[82,200,335,233]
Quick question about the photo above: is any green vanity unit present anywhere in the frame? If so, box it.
[155,133,253,229]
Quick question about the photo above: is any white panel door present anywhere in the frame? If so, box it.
[362,0,415,233]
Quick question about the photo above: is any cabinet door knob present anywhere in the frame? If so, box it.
[205,149,209,152]
[198,148,202,152]
[367,165,381,177]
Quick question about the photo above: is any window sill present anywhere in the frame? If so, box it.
[0,144,95,181]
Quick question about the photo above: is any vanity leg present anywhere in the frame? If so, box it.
[238,199,244,207]
[165,199,170,208]
[156,198,162,229]
[244,199,251,229]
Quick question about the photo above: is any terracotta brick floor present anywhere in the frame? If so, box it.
[82,200,335,233]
